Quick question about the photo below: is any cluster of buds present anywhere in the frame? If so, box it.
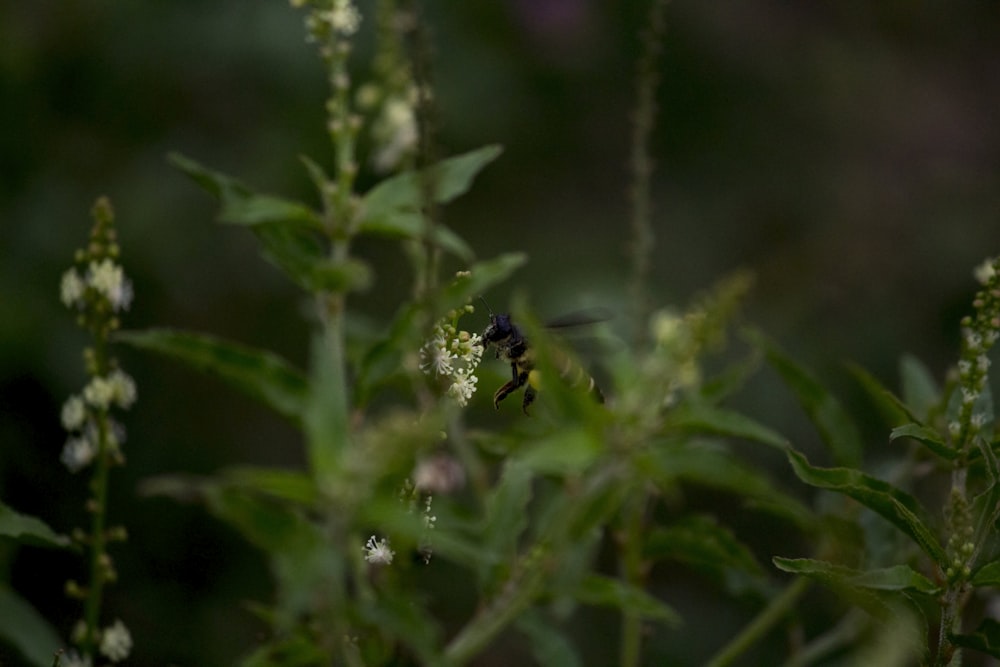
[58,198,137,473]
[419,304,484,407]
[948,256,1000,449]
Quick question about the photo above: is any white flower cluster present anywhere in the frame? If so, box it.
[60,618,132,666]
[61,258,133,313]
[371,88,418,172]
[363,535,395,565]
[99,618,133,662]
[419,306,484,407]
[300,0,361,40]
[60,370,136,473]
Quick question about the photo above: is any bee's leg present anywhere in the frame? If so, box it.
[521,384,536,414]
[493,381,518,409]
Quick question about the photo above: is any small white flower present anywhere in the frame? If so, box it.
[60,650,92,667]
[60,268,86,308]
[99,618,132,662]
[974,258,997,286]
[420,333,454,377]
[83,376,116,410]
[61,395,87,431]
[108,369,137,409]
[363,535,395,565]
[948,421,962,437]
[322,0,361,36]
[372,94,418,172]
[87,259,132,312]
[61,436,96,473]
[447,368,478,406]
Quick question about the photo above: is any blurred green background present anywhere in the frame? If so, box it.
[2,1,999,664]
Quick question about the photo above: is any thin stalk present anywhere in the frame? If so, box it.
[628,0,668,348]
[619,492,647,667]
[704,577,811,667]
[82,340,112,656]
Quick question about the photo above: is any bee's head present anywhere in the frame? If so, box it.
[481,313,514,346]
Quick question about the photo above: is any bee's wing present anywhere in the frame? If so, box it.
[543,307,614,330]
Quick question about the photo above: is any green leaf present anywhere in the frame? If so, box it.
[950,618,1000,658]
[785,449,946,565]
[646,515,768,597]
[169,151,251,200]
[480,461,533,583]
[752,332,862,466]
[116,328,308,423]
[666,404,789,451]
[357,210,473,261]
[221,467,318,506]
[361,145,503,216]
[0,503,69,549]
[202,483,344,630]
[357,145,502,259]
[773,557,938,594]
[890,423,956,461]
[847,362,911,426]
[972,558,1000,587]
[303,325,350,482]
[900,354,941,423]
[516,611,582,667]
[0,585,63,667]
[219,193,321,229]
[575,574,681,627]
[253,223,372,293]
[642,443,816,531]
[514,428,602,476]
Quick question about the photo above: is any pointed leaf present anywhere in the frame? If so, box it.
[361,144,503,217]
[950,618,1000,658]
[116,328,308,423]
[646,515,768,597]
[848,362,911,425]
[972,558,1000,587]
[575,574,681,627]
[666,404,789,451]
[785,449,946,565]
[169,151,251,200]
[0,503,70,549]
[482,461,533,570]
[773,558,938,594]
[219,194,321,229]
[642,443,816,530]
[357,210,473,261]
[752,332,862,466]
[0,585,63,667]
[890,423,956,461]
[252,223,372,292]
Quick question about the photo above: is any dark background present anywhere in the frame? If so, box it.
[2,1,999,664]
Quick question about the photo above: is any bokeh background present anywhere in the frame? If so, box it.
[2,1,999,664]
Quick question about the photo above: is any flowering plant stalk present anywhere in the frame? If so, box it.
[58,197,135,665]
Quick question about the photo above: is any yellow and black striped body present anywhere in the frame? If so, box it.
[481,312,603,413]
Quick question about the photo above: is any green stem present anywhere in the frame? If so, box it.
[443,564,545,665]
[82,341,112,656]
[619,493,647,667]
[704,577,811,667]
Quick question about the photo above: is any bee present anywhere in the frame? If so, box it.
[480,306,605,414]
